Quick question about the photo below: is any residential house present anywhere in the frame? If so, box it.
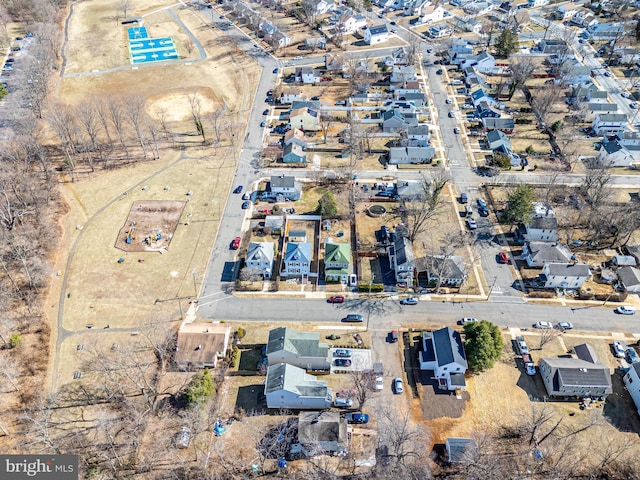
[264,215,284,235]
[557,3,580,19]
[587,102,619,116]
[538,39,568,55]
[587,23,624,41]
[335,11,367,35]
[419,5,446,24]
[446,438,478,463]
[592,113,628,136]
[325,53,345,71]
[538,263,591,289]
[282,143,307,164]
[522,241,573,268]
[282,242,312,278]
[272,31,291,48]
[292,412,347,457]
[473,52,498,75]
[290,107,320,131]
[416,255,467,288]
[288,230,307,242]
[476,100,502,119]
[596,138,640,168]
[571,7,598,27]
[616,266,640,293]
[623,363,640,415]
[407,124,431,144]
[264,363,333,409]
[482,117,515,134]
[382,109,418,133]
[539,344,612,399]
[418,327,468,391]
[617,47,640,66]
[388,146,436,164]
[471,89,496,107]
[427,24,453,38]
[266,327,330,370]
[486,130,512,151]
[295,66,322,85]
[245,242,275,277]
[464,1,494,15]
[324,242,351,283]
[284,128,307,149]
[388,235,415,285]
[514,202,558,242]
[175,323,231,370]
[390,65,417,84]
[395,181,426,200]
[560,61,593,85]
[610,255,637,267]
[449,41,475,65]
[279,87,303,105]
[291,100,321,111]
[311,0,331,14]
[364,24,389,45]
[269,175,302,201]
[305,36,327,50]
[527,0,549,7]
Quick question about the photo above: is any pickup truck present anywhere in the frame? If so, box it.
[522,353,536,375]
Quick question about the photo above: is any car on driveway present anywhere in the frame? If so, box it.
[630,102,639,109]
[458,317,477,325]
[615,306,636,315]
[400,297,418,305]
[345,413,369,424]
[393,377,404,394]
[334,398,353,408]
[233,185,243,194]
[334,349,350,357]
[612,341,625,358]
[557,322,573,330]
[390,21,396,25]
[497,252,509,264]
[334,358,352,367]
[466,217,477,230]
[460,192,468,203]
[241,201,250,209]
[534,321,553,329]
[328,295,345,303]
[626,348,639,364]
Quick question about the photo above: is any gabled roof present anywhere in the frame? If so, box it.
[394,235,414,266]
[291,100,320,111]
[271,175,296,189]
[617,266,640,287]
[284,128,307,144]
[267,327,329,358]
[325,242,350,264]
[526,241,572,264]
[596,113,628,123]
[246,242,275,264]
[471,89,489,101]
[545,263,591,277]
[285,242,312,263]
[602,139,624,154]
[265,363,329,397]
[446,438,477,463]
[367,24,389,36]
[417,255,466,279]
[486,130,506,143]
[574,343,599,364]
[175,323,230,365]
[265,215,284,228]
[432,327,467,368]
[540,356,611,390]
[528,215,557,230]
[283,142,306,158]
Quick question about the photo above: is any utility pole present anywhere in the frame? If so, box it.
[487,275,498,301]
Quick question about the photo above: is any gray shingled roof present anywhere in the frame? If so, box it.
[394,236,414,267]
[617,266,640,287]
[546,263,591,277]
[529,216,558,230]
[271,175,296,189]
[541,357,611,389]
[526,242,572,264]
[574,343,598,364]
[265,363,329,397]
[267,327,329,358]
[432,327,467,368]
[368,24,389,36]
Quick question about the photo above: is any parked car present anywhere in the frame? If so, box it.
[293,55,302,60]
[448,111,455,118]
[458,317,477,325]
[233,185,243,194]
[621,91,630,98]
[260,120,266,127]
[393,377,404,394]
[334,398,353,408]
[612,341,626,358]
[387,330,399,343]
[241,201,250,209]
[262,109,269,115]
[603,71,611,77]
[615,306,636,315]
[273,67,278,73]
[626,348,639,364]
[534,321,553,329]
[522,353,536,375]
[335,100,346,105]
[436,69,443,75]
[328,295,345,304]
[466,217,477,230]
[445,98,452,104]
[557,322,573,330]
[334,349,350,357]
[311,96,320,100]
[335,358,352,367]
[242,193,251,200]
[516,336,529,355]
[231,236,241,250]
[400,297,418,305]
[375,376,384,390]
[630,102,639,109]
[343,314,363,323]
[497,252,509,264]
[460,192,468,203]
[345,413,369,424]
[453,127,461,134]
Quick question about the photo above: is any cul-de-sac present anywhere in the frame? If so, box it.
[2,0,640,478]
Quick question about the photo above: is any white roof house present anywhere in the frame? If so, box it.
[245,242,275,277]
[364,24,389,45]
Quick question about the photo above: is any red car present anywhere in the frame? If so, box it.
[231,236,241,250]
[328,295,345,304]
[497,251,509,264]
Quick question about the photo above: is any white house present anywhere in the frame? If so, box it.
[388,236,414,285]
[522,241,573,268]
[389,146,436,164]
[312,0,331,14]
[266,327,330,370]
[245,242,275,278]
[538,263,591,289]
[527,0,549,7]
[419,5,446,24]
[515,203,559,243]
[279,87,303,105]
[617,266,640,294]
[419,327,468,391]
[473,52,498,74]
[597,139,640,168]
[624,363,640,415]
[265,363,333,409]
[282,242,312,278]
[390,65,417,84]
[592,113,628,136]
[296,66,322,85]
[557,3,580,20]
[426,24,453,38]
[588,23,624,41]
[364,24,389,45]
